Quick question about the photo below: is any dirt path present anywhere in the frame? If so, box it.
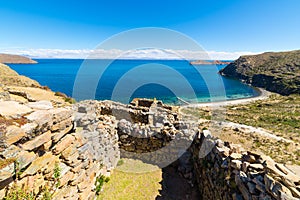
[218,121,294,143]
[156,163,200,200]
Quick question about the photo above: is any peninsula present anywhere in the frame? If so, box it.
[219,50,300,95]
[0,53,37,64]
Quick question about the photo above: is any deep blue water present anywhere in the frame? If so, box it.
[9,59,259,105]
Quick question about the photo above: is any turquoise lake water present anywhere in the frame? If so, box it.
[9,59,259,104]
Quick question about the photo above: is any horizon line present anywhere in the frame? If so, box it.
[0,48,264,60]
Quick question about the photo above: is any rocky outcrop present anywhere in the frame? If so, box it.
[219,50,300,95]
[0,54,37,64]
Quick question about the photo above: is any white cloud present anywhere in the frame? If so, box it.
[1,48,260,60]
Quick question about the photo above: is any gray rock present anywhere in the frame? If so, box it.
[235,174,252,200]
[247,181,257,194]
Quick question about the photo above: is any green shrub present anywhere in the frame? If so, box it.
[3,185,35,200]
[64,97,76,104]
[54,91,67,98]
[95,175,110,195]
[117,159,124,166]
[54,91,76,104]
[53,162,61,188]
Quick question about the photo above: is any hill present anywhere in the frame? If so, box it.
[219,50,300,95]
[0,63,41,87]
[0,53,37,64]
[0,55,73,105]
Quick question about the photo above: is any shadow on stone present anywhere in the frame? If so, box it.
[156,154,200,200]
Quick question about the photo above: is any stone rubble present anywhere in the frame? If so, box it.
[0,98,299,199]
[190,130,300,200]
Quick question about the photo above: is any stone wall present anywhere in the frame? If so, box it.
[87,99,300,200]
[112,99,300,199]
[0,100,119,200]
[1,98,299,200]
[105,99,196,167]
[190,131,300,200]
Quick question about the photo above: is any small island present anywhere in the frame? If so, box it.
[190,60,231,65]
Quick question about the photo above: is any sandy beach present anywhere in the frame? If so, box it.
[181,88,271,108]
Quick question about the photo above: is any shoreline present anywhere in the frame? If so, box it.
[180,88,271,108]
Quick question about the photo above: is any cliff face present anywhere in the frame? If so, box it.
[0,54,37,64]
[219,50,300,95]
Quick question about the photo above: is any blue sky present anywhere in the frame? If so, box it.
[0,0,299,59]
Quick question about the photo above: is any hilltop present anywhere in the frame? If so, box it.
[0,55,72,105]
[0,53,37,64]
[219,50,300,95]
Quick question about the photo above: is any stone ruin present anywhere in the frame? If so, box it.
[0,98,299,199]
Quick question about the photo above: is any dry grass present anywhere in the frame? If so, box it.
[226,94,300,142]
[98,159,162,200]
[181,94,300,165]
[0,63,40,88]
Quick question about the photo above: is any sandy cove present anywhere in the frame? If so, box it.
[180,88,271,108]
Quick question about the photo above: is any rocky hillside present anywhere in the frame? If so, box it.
[219,50,300,95]
[0,63,41,88]
[0,53,37,64]
[0,54,40,88]
[0,62,72,106]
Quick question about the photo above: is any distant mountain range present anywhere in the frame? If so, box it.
[220,50,300,95]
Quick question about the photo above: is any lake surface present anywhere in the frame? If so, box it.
[9,59,259,104]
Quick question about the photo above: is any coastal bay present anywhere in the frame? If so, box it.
[9,59,259,104]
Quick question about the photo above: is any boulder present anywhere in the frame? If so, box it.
[235,174,252,200]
